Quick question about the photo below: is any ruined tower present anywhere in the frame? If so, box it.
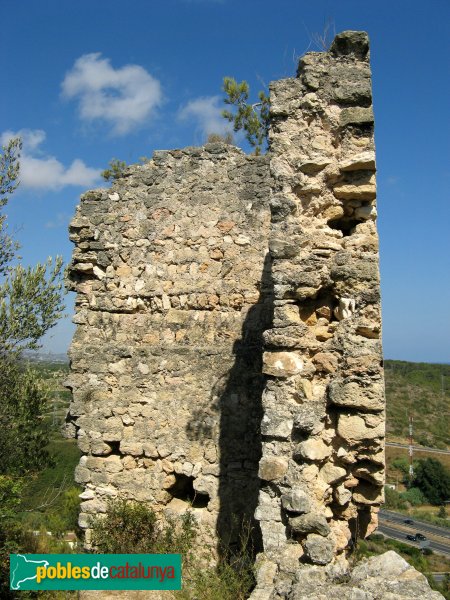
[66,31,384,570]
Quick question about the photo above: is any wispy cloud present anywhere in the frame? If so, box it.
[62,53,163,135]
[178,95,231,137]
[45,212,70,229]
[0,129,101,191]
[386,176,400,186]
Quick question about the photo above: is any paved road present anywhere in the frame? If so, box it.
[380,509,450,540]
[430,572,448,583]
[386,442,450,455]
[377,521,450,557]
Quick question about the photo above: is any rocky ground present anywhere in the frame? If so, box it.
[251,550,444,599]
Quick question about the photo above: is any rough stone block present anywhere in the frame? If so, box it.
[262,352,304,377]
[258,457,289,481]
[303,533,336,565]
[289,512,330,537]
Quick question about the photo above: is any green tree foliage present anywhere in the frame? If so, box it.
[391,456,410,480]
[384,486,407,510]
[101,158,128,182]
[413,458,450,505]
[400,486,425,506]
[0,476,23,599]
[222,77,270,155]
[0,138,66,597]
[45,487,82,539]
[0,358,51,475]
[0,476,22,522]
[0,138,65,356]
[0,138,63,473]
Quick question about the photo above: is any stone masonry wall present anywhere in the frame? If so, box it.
[67,31,385,570]
[253,30,384,587]
[66,145,272,547]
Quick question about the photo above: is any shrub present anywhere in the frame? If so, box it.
[206,132,234,145]
[400,486,425,506]
[384,486,407,510]
[90,499,255,600]
[413,458,450,505]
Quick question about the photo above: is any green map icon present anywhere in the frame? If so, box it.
[10,554,49,590]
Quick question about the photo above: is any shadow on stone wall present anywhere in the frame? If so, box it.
[185,253,274,557]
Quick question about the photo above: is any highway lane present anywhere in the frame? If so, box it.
[430,572,448,583]
[376,521,450,557]
[380,509,450,540]
[386,442,450,455]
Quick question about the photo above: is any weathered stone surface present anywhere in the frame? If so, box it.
[333,178,376,201]
[312,352,338,373]
[352,481,384,505]
[252,552,444,600]
[329,30,370,60]
[263,325,308,349]
[340,106,374,127]
[263,352,304,377]
[261,413,293,439]
[353,463,384,485]
[281,489,311,514]
[334,297,356,321]
[339,152,375,172]
[68,30,385,578]
[289,513,330,537]
[303,533,336,565]
[293,403,326,435]
[254,30,383,573]
[334,483,352,506]
[258,457,288,481]
[337,414,384,444]
[67,145,272,545]
[295,439,331,462]
[354,204,377,220]
[319,462,347,484]
[328,380,384,411]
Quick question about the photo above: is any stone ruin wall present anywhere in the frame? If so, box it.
[66,147,272,547]
[253,30,384,583]
[67,31,385,570]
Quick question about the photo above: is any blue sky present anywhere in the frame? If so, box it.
[1,0,449,362]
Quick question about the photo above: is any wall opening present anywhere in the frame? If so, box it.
[168,474,210,508]
[327,217,361,236]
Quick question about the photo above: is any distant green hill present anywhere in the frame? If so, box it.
[385,360,450,449]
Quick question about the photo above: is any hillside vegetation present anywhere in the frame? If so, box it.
[385,360,450,450]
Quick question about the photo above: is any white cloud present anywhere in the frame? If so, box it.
[1,129,101,191]
[386,176,400,186]
[45,212,70,229]
[62,53,162,135]
[178,95,231,137]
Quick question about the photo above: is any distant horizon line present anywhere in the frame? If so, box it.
[26,350,450,367]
